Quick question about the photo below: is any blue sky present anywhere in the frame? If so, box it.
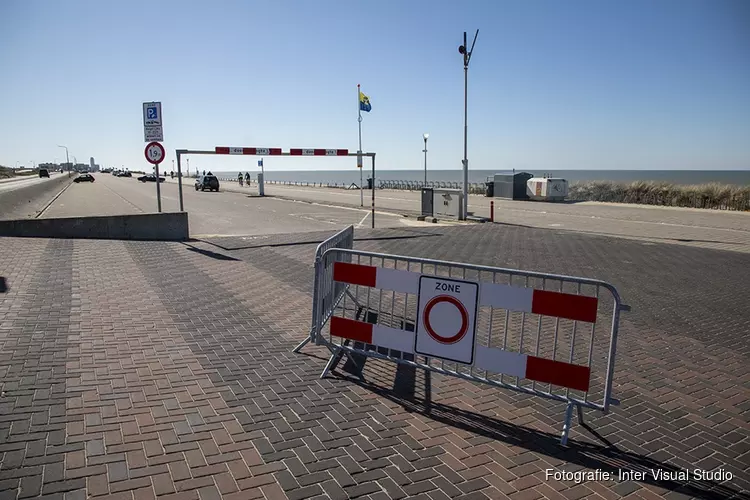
[1,0,748,173]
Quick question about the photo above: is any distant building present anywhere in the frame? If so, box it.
[38,163,58,170]
[90,157,95,171]
[94,164,100,172]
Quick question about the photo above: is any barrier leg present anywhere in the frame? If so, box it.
[320,346,341,378]
[320,343,365,380]
[292,334,312,353]
[576,404,585,426]
[560,402,575,446]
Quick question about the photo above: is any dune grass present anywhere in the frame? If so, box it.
[568,180,750,211]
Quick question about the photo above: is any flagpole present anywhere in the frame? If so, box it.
[358,84,363,207]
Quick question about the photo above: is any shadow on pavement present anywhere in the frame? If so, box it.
[182,243,241,261]
[196,229,443,252]
[334,367,746,500]
[0,277,7,293]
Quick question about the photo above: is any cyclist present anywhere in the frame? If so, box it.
[245,172,251,184]
[237,172,243,186]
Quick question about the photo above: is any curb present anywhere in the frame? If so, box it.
[34,178,75,219]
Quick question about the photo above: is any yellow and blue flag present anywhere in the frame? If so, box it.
[359,91,372,112]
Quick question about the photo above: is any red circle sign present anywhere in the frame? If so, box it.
[145,142,165,165]
[422,295,469,344]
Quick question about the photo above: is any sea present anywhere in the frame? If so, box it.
[212,169,750,186]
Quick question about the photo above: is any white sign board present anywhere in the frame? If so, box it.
[144,126,163,142]
[415,276,478,365]
[143,102,163,142]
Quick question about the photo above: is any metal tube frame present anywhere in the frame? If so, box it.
[312,247,628,445]
[175,149,376,227]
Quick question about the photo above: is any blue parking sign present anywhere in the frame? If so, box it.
[143,101,162,127]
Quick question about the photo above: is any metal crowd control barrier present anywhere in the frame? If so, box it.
[308,248,629,445]
[293,225,355,353]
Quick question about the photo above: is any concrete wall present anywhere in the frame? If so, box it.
[0,212,189,241]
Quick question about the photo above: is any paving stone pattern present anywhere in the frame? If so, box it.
[0,223,748,500]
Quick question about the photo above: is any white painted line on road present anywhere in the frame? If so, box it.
[292,214,339,225]
[273,187,407,202]
[286,199,403,218]
[357,212,370,227]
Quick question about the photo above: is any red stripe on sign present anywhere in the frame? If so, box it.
[289,149,302,155]
[314,149,326,156]
[215,147,230,154]
[525,356,591,392]
[332,262,377,287]
[242,148,256,155]
[337,149,349,156]
[531,290,598,323]
[269,148,282,155]
[330,316,373,343]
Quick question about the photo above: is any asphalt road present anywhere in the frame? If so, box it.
[229,180,750,252]
[41,173,442,236]
[0,172,63,193]
[0,172,72,220]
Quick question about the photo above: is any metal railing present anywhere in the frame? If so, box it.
[293,225,355,353]
[308,248,629,445]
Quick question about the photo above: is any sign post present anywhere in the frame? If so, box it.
[357,151,365,207]
[145,141,165,213]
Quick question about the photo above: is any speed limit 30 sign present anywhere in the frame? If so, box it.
[145,141,165,165]
[415,276,479,364]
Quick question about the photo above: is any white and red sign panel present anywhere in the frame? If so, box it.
[144,142,165,165]
[415,276,479,364]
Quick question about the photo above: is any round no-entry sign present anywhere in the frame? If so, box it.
[415,276,479,365]
[145,142,165,165]
[422,295,469,344]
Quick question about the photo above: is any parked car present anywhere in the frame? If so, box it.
[39,168,50,178]
[74,173,95,183]
[137,174,165,183]
[117,171,132,177]
[195,174,220,192]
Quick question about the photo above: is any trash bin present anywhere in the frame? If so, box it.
[485,181,494,197]
[421,188,434,216]
[366,177,373,190]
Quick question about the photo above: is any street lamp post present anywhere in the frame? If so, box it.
[422,133,429,185]
[458,30,479,220]
[57,145,70,177]
[186,158,190,177]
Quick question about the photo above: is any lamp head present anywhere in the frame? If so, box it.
[423,133,429,141]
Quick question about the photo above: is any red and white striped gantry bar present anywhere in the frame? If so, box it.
[214,147,351,156]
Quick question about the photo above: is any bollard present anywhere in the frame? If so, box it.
[490,200,494,222]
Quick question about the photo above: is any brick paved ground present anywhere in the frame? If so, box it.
[1,224,749,500]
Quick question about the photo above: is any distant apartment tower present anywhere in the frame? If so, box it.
[90,157,95,171]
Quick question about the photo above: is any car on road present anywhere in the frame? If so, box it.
[117,171,132,177]
[137,174,165,183]
[74,173,95,183]
[195,174,220,192]
[39,168,49,178]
